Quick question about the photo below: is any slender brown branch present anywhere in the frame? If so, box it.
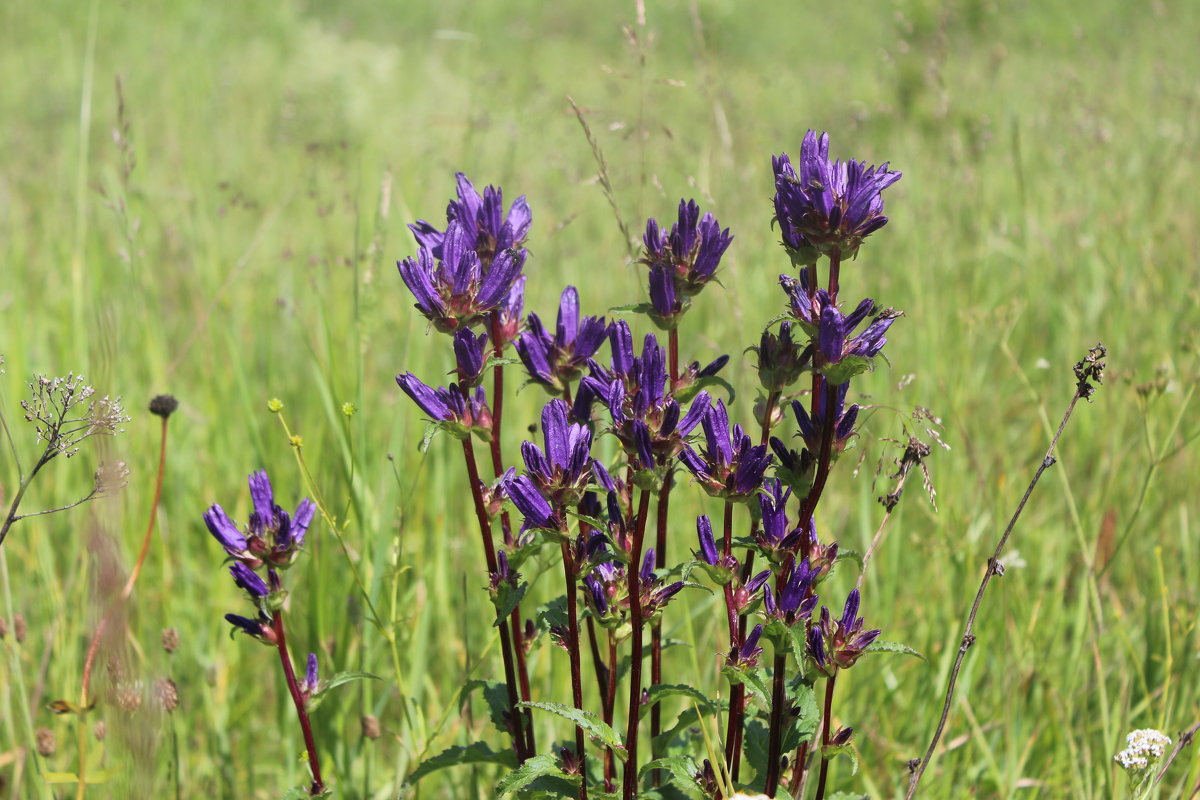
[1154,720,1200,786]
[905,347,1104,797]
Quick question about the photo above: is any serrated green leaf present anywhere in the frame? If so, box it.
[721,664,771,710]
[565,509,607,532]
[496,754,568,795]
[864,639,926,661]
[819,355,872,386]
[407,741,518,785]
[639,756,706,800]
[519,701,627,757]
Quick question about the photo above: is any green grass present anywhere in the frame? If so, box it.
[2,0,1198,797]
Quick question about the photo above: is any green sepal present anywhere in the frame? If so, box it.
[675,374,736,406]
[492,581,529,628]
[818,355,872,386]
[264,589,288,613]
[821,742,860,775]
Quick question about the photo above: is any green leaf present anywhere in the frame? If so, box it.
[823,742,860,775]
[818,355,872,386]
[639,756,706,800]
[676,375,736,405]
[537,595,569,634]
[834,547,864,573]
[306,670,380,712]
[493,581,529,627]
[565,509,607,532]
[608,302,647,313]
[419,421,442,453]
[461,679,514,736]
[864,639,927,662]
[496,754,572,795]
[640,684,716,718]
[407,741,517,785]
[519,701,627,757]
[721,664,771,710]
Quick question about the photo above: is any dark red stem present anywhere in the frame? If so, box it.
[560,540,590,800]
[813,671,839,800]
[621,489,653,800]
[271,610,325,795]
[462,437,529,762]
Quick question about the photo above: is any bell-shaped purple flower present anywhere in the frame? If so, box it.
[452,329,490,388]
[230,562,269,598]
[642,199,733,298]
[773,131,901,258]
[515,286,609,395]
[808,588,882,676]
[396,373,493,440]
[678,399,772,502]
[397,220,526,334]
[408,172,531,267]
[204,471,316,569]
[731,623,765,667]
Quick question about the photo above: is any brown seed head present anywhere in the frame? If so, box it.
[148,394,179,418]
[361,714,382,740]
[93,720,107,741]
[161,628,180,654]
[35,727,56,756]
[13,613,26,643]
[155,677,179,713]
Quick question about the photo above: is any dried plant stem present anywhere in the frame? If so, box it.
[271,609,325,794]
[567,96,635,255]
[559,539,589,800]
[621,489,653,800]
[462,437,530,762]
[1154,720,1200,786]
[905,371,1096,798]
[76,413,170,799]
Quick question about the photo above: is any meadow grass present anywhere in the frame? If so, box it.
[1,0,1198,797]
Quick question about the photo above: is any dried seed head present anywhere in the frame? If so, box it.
[114,686,142,713]
[0,617,8,638]
[161,628,180,654]
[35,727,56,756]
[13,613,26,643]
[361,714,382,740]
[155,678,179,712]
[95,461,131,494]
[148,394,179,418]
[93,721,107,741]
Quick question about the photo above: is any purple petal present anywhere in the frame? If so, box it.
[248,471,275,526]
[397,373,453,421]
[557,286,580,346]
[230,563,269,597]
[541,400,571,469]
[204,504,248,554]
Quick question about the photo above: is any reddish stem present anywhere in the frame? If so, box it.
[271,609,325,795]
[813,671,839,800]
[559,540,590,799]
[462,437,529,762]
[620,489,653,800]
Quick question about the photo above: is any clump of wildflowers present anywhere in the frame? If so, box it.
[408,172,531,266]
[640,199,733,329]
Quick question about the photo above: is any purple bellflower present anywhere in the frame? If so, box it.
[204,470,317,570]
[790,382,859,455]
[451,328,490,388]
[303,653,320,699]
[584,321,711,475]
[678,399,772,502]
[731,623,765,668]
[642,199,734,300]
[636,547,686,621]
[408,172,532,267]
[396,373,493,440]
[397,220,527,334]
[807,588,882,676]
[515,286,610,395]
[762,558,819,627]
[694,513,737,584]
[772,130,901,259]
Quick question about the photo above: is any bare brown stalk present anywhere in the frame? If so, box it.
[1154,720,1200,787]
[567,96,635,255]
[905,345,1105,798]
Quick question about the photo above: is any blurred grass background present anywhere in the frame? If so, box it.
[1,0,1198,797]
